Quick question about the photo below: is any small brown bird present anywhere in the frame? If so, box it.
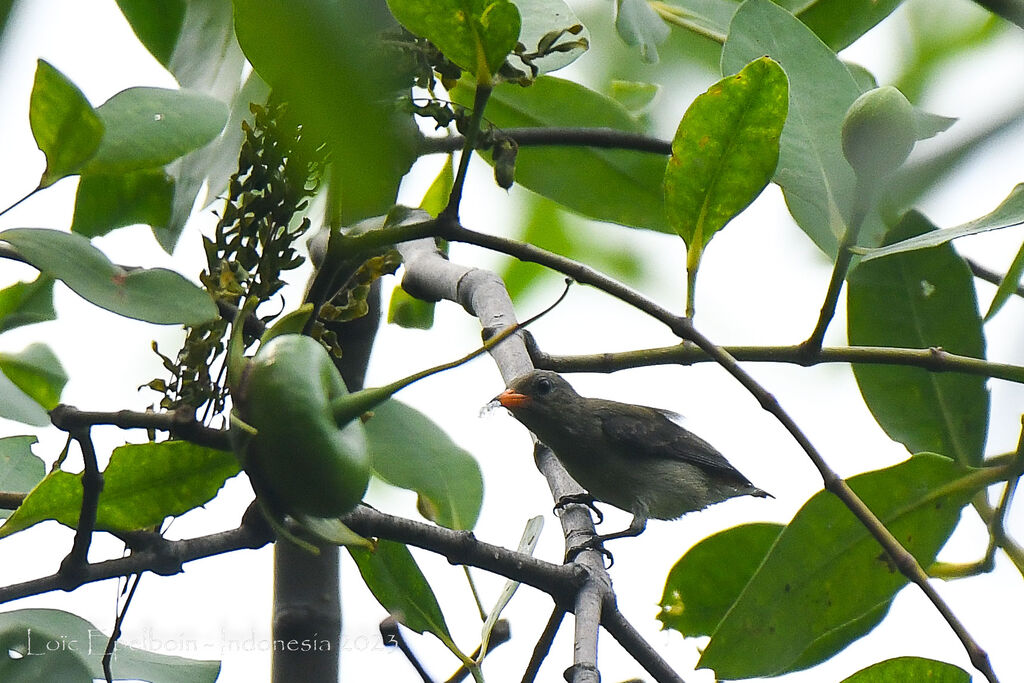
[495,370,770,546]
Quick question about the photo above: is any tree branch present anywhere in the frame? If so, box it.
[420,127,672,156]
[534,343,1024,385]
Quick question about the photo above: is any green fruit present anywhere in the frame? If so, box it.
[233,334,370,518]
[841,86,916,179]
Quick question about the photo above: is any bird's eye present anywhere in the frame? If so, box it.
[536,377,552,395]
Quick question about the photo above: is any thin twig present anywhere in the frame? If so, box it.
[533,343,1024,384]
[58,429,103,581]
[49,404,231,451]
[421,127,672,157]
[601,600,687,683]
[521,607,565,683]
[103,573,142,683]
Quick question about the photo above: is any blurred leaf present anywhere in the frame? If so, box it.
[0,436,45,520]
[0,228,218,326]
[114,0,187,66]
[0,372,48,427]
[28,60,103,188]
[364,399,483,530]
[71,170,174,238]
[848,212,988,466]
[659,522,783,636]
[348,539,456,645]
[665,56,787,295]
[387,0,521,81]
[0,441,239,539]
[0,276,56,334]
[82,87,228,175]
[985,238,1024,320]
[782,0,903,51]
[861,183,1024,262]
[387,287,436,330]
[723,0,882,257]
[501,193,644,300]
[0,344,67,411]
[844,61,878,92]
[452,76,671,232]
[616,0,670,63]
[913,108,957,140]
[507,0,589,77]
[840,656,970,683]
[421,155,454,219]
[234,0,416,224]
[0,608,219,682]
[699,454,984,678]
[609,80,660,114]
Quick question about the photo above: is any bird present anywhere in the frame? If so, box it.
[493,369,770,548]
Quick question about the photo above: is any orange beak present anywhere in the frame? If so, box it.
[497,388,530,409]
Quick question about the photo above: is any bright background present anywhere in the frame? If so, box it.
[0,1,1022,681]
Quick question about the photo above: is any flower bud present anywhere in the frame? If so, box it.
[841,86,916,179]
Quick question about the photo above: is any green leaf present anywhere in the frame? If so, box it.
[500,193,645,300]
[783,0,904,51]
[0,228,218,326]
[840,656,970,683]
[452,76,671,232]
[71,170,175,238]
[28,60,104,188]
[860,183,1024,262]
[82,87,228,175]
[388,287,436,330]
[609,80,660,115]
[985,238,1024,321]
[0,608,219,682]
[348,539,455,643]
[0,275,56,334]
[0,441,239,539]
[698,454,985,678]
[233,0,416,224]
[364,399,483,530]
[506,0,588,77]
[0,344,67,411]
[0,372,48,426]
[664,56,788,271]
[0,437,45,520]
[848,212,988,466]
[659,523,783,637]
[615,0,670,63]
[723,0,880,257]
[114,0,187,66]
[386,0,522,81]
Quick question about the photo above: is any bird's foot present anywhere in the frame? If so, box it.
[553,493,604,525]
[564,534,614,568]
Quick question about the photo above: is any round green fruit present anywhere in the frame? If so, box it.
[841,86,916,179]
[233,334,370,518]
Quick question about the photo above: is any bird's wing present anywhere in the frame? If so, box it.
[597,405,753,481]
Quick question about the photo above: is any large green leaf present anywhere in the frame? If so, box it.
[234,0,415,224]
[71,170,175,238]
[0,608,219,682]
[28,60,104,188]
[664,56,787,275]
[0,276,55,334]
[722,0,883,257]
[348,540,455,645]
[848,212,988,466]
[0,344,67,411]
[0,437,45,520]
[860,183,1024,262]
[659,522,782,637]
[364,399,483,530]
[82,87,228,175]
[387,0,521,81]
[657,0,903,51]
[114,0,187,67]
[698,454,984,678]
[840,656,970,683]
[0,228,218,326]
[0,441,239,539]
[451,76,671,232]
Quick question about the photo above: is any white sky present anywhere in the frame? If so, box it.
[0,1,1023,682]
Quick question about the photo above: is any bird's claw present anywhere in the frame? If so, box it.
[564,535,614,568]
[553,493,604,525]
